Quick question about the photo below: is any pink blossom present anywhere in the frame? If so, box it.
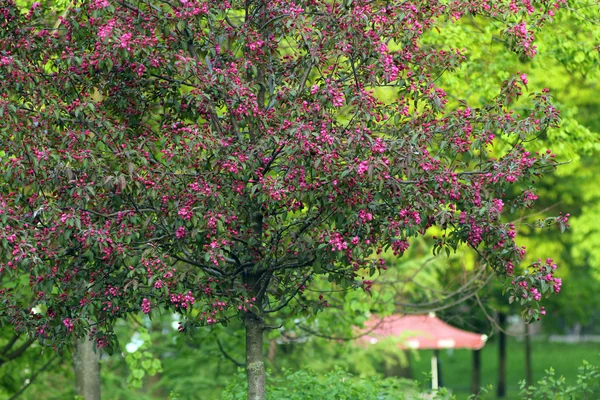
[63,318,74,332]
[391,239,409,256]
[358,209,373,222]
[119,33,133,50]
[329,232,348,252]
[492,198,504,214]
[91,0,110,9]
[357,161,369,175]
[178,206,193,220]
[553,278,562,293]
[331,90,345,107]
[141,298,151,314]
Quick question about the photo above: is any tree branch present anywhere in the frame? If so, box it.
[1,334,21,356]
[264,273,313,313]
[171,251,226,277]
[215,337,244,367]
[9,356,59,400]
[0,338,35,367]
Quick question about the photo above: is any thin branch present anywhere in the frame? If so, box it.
[395,273,494,311]
[75,207,157,218]
[1,338,35,366]
[474,293,525,337]
[1,334,20,356]
[295,314,396,342]
[215,337,244,367]
[508,202,562,225]
[170,251,226,277]
[9,356,59,400]
[264,273,313,313]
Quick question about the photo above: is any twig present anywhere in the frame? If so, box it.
[9,356,59,400]
[474,293,528,337]
[215,337,244,367]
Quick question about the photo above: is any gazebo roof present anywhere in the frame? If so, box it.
[360,313,487,350]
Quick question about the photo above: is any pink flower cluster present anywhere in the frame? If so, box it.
[509,258,562,313]
[97,19,116,41]
[91,0,109,9]
[141,298,151,314]
[399,209,421,226]
[170,291,195,309]
[175,226,186,239]
[178,206,193,220]
[508,22,537,57]
[63,318,74,332]
[357,160,370,175]
[391,239,410,256]
[329,232,348,252]
[358,209,373,223]
[237,297,256,312]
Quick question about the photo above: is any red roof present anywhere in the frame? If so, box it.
[359,314,487,350]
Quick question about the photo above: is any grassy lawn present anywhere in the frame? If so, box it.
[410,338,600,399]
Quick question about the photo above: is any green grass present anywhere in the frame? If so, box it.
[410,338,600,399]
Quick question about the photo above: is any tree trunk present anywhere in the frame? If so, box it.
[245,314,266,400]
[73,337,101,400]
[471,349,481,395]
[383,351,412,379]
[266,339,277,366]
[525,323,533,387]
[497,312,507,398]
[434,349,443,387]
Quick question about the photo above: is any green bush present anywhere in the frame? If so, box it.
[519,360,600,400]
[222,360,600,400]
[222,368,423,400]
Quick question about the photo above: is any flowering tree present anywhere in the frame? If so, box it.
[1,0,569,398]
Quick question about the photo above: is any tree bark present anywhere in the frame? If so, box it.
[245,314,266,400]
[497,312,507,398]
[471,349,481,395]
[525,323,533,387]
[73,337,101,400]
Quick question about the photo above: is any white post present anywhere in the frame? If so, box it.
[431,353,439,390]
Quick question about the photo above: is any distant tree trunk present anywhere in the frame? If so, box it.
[471,349,481,395]
[525,323,533,387]
[73,337,101,400]
[497,312,507,398]
[434,349,443,387]
[403,351,413,379]
[266,338,277,366]
[245,313,265,400]
[383,351,412,379]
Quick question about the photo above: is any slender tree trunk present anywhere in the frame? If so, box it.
[245,314,266,400]
[434,349,443,387]
[497,312,507,398]
[383,351,412,379]
[266,339,277,366]
[73,337,101,400]
[525,323,533,387]
[471,349,481,395]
